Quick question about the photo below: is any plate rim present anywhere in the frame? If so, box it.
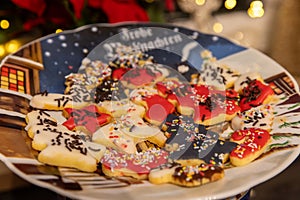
[0,22,299,200]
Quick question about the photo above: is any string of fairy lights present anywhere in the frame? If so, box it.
[0,0,265,59]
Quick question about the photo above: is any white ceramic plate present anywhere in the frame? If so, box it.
[0,23,299,200]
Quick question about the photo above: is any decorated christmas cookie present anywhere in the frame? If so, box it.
[30,85,93,110]
[38,135,105,172]
[231,104,274,131]
[149,162,224,187]
[162,114,237,165]
[234,72,264,93]
[120,63,169,89]
[94,79,128,103]
[25,108,106,172]
[25,110,57,131]
[101,148,169,180]
[62,104,112,134]
[230,128,271,166]
[92,121,138,154]
[64,58,111,92]
[191,55,240,89]
[239,80,274,112]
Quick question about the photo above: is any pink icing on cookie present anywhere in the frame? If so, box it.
[121,67,162,87]
[144,94,175,124]
[101,148,169,175]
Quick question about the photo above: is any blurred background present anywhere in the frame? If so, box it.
[0,0,299,199]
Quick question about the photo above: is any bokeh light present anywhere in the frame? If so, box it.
[248,0,264,18]
[0,45,5,57]
[5,40,21,53]
[225,0,237,10]
[213,22,223,33]
[0,20,10,29]
[56,29,63,33]
[195,0,206,6]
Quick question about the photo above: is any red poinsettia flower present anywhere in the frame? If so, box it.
[69,0,85,19]
[99,0,149,23]
[12,0,46,16]
[11,0,149,31]
[83,0,149,23]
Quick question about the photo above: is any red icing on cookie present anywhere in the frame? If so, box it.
[230,128,270,161]
[112,68,130,80]
[121,67,162,87]
[168,84,240,124]
[156,81,196,109]
[240,80,274,112]
[62,105,111,134]
[156,80,182,97]
[144,94,175,124]
[101,148,169,175]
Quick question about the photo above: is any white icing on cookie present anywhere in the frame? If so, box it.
[231,104,274,131]
[120,114,162,139]
[30,86,93,110]
[129,87,157,105]
[30,124,81,151]
[98,99,145,118]
[38,143,98,172]
[196,60,240,89]
[92,122,137,154]
[25,110,57,131]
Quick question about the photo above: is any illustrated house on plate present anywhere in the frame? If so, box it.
[265,72,297,96]
[0,42,44,95]
[0,42,44,158]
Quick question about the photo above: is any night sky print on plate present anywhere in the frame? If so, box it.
[39,24,246,93]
